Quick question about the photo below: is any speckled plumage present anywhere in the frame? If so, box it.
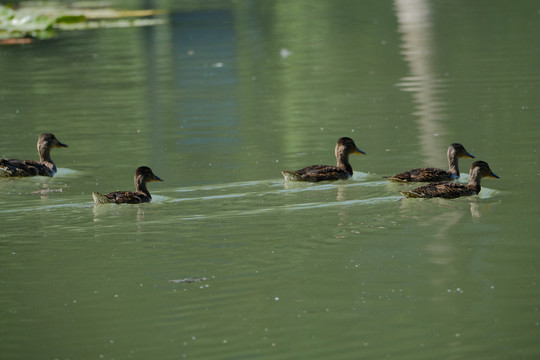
[384,143,474,182]
[92,166,163,204]
[0,133,68,177]
[401,161,499,199]
[281,137,366,182]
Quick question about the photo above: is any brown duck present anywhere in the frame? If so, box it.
[92,166,163,204]
[384,143,474,182]
[0,133,68,177]
[281,137,366,182]
[401,161,499,199]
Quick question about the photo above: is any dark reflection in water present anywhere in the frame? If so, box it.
[172,10,240,151]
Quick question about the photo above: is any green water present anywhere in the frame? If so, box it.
[1,0,539,359]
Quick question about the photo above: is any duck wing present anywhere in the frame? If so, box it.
[386,167,453,182]
[0,159,53,177]
[92,191,150,204]
[401,182,474,199]
[282,165,350,182]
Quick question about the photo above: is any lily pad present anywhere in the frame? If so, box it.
[0,3,166,43]
[55,15,86,24]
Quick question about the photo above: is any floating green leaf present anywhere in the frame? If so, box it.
[55,15,86,24]
[0,3,166,44]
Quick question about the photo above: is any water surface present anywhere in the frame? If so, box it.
[1,0,539,359]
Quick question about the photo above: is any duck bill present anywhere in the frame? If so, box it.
[354,148,366,155]
[56,142,68,148]
[465,152,475,159]
[488,172,499,179]
[153,176,164,182]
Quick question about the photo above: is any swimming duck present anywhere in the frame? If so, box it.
[92,166,163,204]
[401,161,499,199]
[384,143,474,182]
[281,137,366,182]
[0,133,68,177]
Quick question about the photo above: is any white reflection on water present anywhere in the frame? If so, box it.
[394,0,446,165]
[54,168,80,177]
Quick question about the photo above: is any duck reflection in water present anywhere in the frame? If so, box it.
[93,204,146,224]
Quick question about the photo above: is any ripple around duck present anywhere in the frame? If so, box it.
[55,168,80,177]
[174,180,273,193]
[0,201,92,214]
[282,196,403,210]
[97,176,393,223]
[0,174,499,217]
[165,178,385,204]
[169,192,248,203]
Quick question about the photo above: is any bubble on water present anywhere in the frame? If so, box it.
[280,48,292,58]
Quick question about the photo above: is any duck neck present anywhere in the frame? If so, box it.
[466,167,482,192]
[447,147,459,176]
[135,176,151,198]
[336,147,353,174]
[38,145,56,172]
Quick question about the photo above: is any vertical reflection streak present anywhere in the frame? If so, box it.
[394,0,445,165]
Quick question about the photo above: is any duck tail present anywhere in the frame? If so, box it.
[281,170,303,182]
[384,175,407,182]
[92,192,112,205]
[400,191,423,198]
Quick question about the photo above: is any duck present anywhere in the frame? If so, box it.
[92,166,163,204]
[281,137,366,182]
[0,133,68,177]
[401,161,499,199]
[384,143,474,182]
